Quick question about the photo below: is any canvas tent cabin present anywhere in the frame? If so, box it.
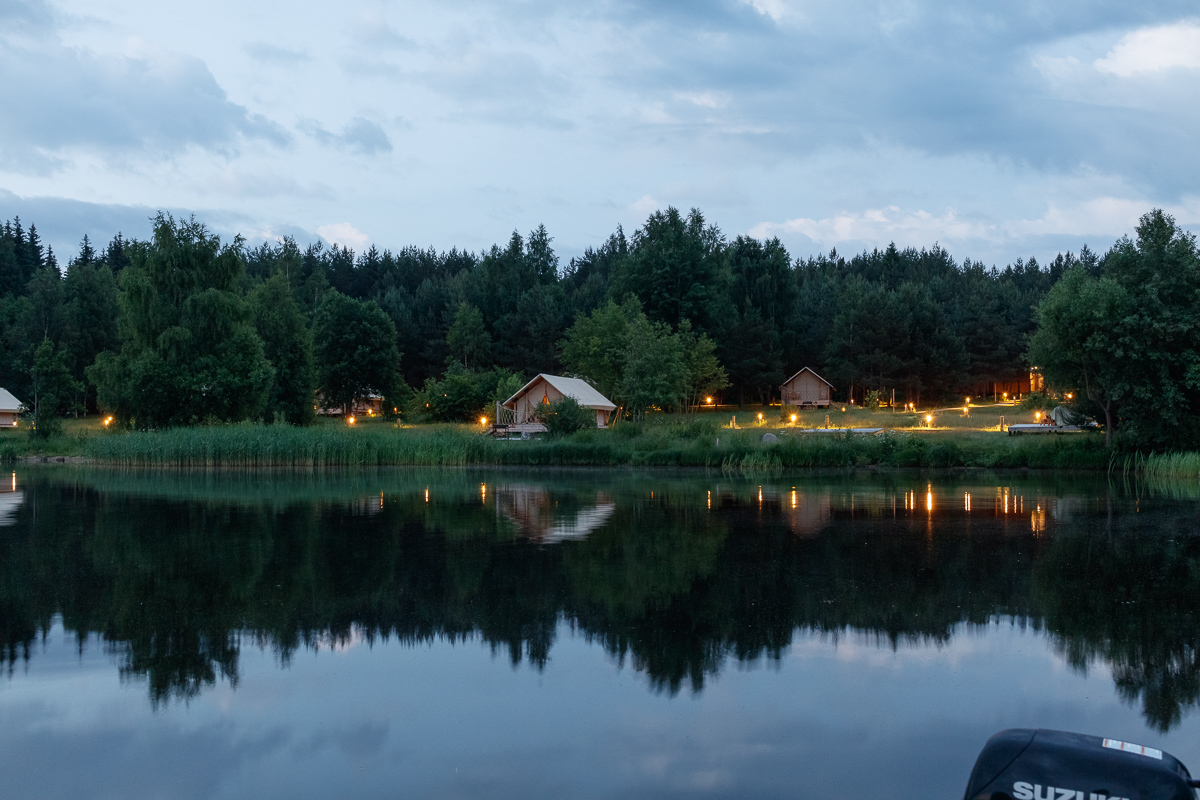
[497,374,617,434]
[780,367,834,408]
[0,389,21,427]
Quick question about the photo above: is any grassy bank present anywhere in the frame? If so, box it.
[77,418,1114,470]
[3,403,1193,474]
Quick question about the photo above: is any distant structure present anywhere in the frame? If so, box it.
[496,374,617,434]
[780,367,834,408]
[0,389,22,428]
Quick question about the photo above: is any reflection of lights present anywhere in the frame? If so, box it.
[481,484,487,503]
[10,472,14,492]
[707,490,711,509]
[424,488,429,503]
[791,490,797,509]
[758,486,763,507]
[926,484,933,513]
[964,492,971,512]
[1031,504,1046,533]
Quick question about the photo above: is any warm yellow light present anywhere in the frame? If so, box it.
[789,413,797,423]
[480,416,488,425]
[925,414,933,425]
[705,397,713,404]
[1066,393,1073,400]
[1003,392,1008,398]
[841,406,846,412]
[966,397,971,404]
[757,412,763,420]
[348,416,356,425]
[103,416,113,427]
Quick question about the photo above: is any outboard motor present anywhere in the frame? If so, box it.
[963,729,1199,800]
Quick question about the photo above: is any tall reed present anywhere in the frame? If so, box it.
[83,423,1113,470]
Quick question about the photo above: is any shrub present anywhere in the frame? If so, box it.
[536,397,595,437]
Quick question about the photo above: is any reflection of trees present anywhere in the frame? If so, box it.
[1,471,1198,729]
[1034,516,1200,732]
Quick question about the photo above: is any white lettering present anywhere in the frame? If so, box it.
[1013,782,1034,800]
[1089,795,1107,800]
[1034,785,1055,800]
[1055,790,1077,800]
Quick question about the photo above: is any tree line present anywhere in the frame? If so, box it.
[1,207,1195,447]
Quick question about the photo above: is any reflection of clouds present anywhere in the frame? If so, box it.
[498,486,615,543]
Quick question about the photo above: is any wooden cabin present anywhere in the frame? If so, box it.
[497,374,617,434]
[780,368,834,408]
[0,388,22,428]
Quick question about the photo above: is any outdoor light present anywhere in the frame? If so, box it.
[1066,393,1073,400]
[966,396,971,404]
[706,396,713,404]
[480,416,488,425]
[790,413,797,422]
[348,416,356,425]
[925,414,933,426]
[757,412,763,420]
[103,416,113,427]
[841,406,846,412]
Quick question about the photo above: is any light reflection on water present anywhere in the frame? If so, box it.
[0,468,1197,798]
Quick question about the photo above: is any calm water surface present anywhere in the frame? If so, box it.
[1,468,1199,799]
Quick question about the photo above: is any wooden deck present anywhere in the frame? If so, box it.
[491,422,548,438]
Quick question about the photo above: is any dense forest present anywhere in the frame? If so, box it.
[0,206,1195,447]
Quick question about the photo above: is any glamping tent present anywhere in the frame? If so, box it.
[0,389,22,428]
[780,367,834,408]
[497,374,616,433]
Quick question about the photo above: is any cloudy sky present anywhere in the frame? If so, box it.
[2,0,1199,266]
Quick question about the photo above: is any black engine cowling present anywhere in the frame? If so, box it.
[963,729,1197,800]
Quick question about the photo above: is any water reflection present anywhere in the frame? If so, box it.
[0,469,1197,733]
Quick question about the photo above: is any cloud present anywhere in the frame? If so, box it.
[317,222,370,251]
[750,196,1200,262]
[1094,21,1200,77]
[244,42,311,64]
[751,206,988,249]
[300,118,393,156]
[0,190,320,259]
[0,2,287,172]
[352,8,416,51]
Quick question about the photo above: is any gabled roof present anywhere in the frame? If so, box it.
[0,388,22,412]
[504,374,617,411]
[780,367,835,389]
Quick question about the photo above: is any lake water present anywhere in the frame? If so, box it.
[1,468,1198,799]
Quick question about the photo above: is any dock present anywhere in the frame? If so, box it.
[1007,424,1088,436]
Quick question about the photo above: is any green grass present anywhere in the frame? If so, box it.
[0,405,1180,474]
[74,415,1111,470]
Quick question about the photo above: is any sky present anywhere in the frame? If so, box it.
[1,0,1199,266]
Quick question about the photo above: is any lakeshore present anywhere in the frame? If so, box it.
[6,402,1196,475]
